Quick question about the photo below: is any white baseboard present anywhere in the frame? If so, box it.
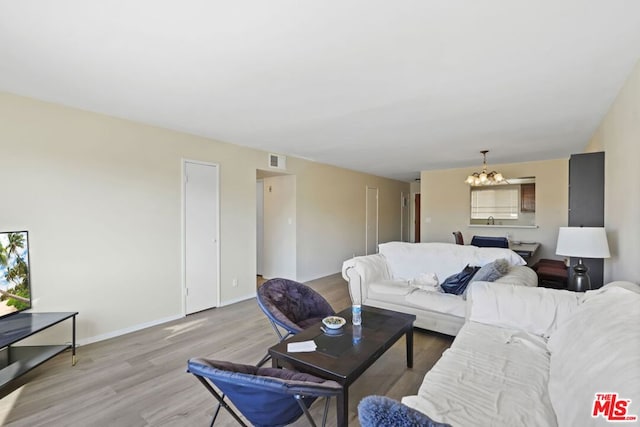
[76,293,261,346]
[219,292,256,307]
[77,313,184,346]
[298,270,342,284]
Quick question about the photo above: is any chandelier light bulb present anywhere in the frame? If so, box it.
[464,150,506,186]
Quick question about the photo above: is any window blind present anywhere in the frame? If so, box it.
[470,188,519,220]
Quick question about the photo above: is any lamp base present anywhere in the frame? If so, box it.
[568,258,591,292]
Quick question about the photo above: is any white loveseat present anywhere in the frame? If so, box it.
[341,242,537,335]
[402,281,640,427]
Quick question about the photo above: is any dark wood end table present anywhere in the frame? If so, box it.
[268,306,416,427]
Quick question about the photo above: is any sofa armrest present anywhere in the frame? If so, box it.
[466,282,581,337]
[342,254,390,302]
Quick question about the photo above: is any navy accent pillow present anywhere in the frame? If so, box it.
[440,265,481,295]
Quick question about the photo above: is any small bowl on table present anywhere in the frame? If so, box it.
[322,316,346,330]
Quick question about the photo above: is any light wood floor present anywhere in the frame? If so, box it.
[0,274,452,426]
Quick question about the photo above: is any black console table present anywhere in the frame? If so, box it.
[0,312,77,388]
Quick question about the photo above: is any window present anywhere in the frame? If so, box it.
[470,188,519,220]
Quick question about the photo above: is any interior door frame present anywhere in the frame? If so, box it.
[365,186,379,255]
[256,179,264,277]
[414,193,421,243]
[182,159,221,315]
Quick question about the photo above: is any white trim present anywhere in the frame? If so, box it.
[77,314,183,346]
[219,293,256,307]
[468,224,539,229]
[400,192,406,242]
[409,191,420,243]
[256,179,264,276]
[297,270,341,284]
[181,159,221,315]
[365,186,379,255]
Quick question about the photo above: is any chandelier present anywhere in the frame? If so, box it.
[465,150,505,186]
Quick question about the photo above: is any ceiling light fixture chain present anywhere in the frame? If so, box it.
[465,150,506,186]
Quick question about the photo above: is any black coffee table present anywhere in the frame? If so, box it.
[268,305,416,427]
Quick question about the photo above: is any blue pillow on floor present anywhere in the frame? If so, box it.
[358,395,451,427]
[440,265,481,295]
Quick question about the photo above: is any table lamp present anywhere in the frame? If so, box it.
[555,227,610,291]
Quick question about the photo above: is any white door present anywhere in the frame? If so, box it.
[262,175,297,279]
[184,161,219,314]
[366,186,379,255]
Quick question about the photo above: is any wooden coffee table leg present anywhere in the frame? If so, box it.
[337,387,347,427]
[406,327,414,368]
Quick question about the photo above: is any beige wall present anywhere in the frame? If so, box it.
[420,159,568,262]
[0,92,408,343]
[585,60,640,284]
[290,159,408,282]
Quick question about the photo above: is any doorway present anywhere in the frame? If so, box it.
[256,180,264,278]
[256,170,297,284]
[183,160,220,314]
[414,193,421,242]
[366,186,379,255]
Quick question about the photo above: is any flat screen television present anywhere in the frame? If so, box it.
[0,231,31,319]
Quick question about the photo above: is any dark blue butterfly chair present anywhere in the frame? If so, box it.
[256,278,335,366]
[187,358,342,427]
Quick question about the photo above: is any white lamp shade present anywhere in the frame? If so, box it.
[556,227,611,258]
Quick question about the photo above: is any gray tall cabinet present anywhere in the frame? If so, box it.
[568,151,605,288]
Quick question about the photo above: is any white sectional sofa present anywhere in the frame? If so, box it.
[401,280,640,427]
[342,242,537,336]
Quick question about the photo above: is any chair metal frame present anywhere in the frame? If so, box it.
[256,278,334,366]
[188,360,340,427]
[255,296,296,366]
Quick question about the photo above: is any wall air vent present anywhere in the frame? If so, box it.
[268,153,286,170]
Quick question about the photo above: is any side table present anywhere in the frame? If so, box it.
[0,312,78,388]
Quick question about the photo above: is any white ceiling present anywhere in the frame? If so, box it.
[1,1,639,181]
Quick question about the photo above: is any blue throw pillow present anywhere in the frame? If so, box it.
[358,395,451,427]
[440,265,481,295]
[470,258,510,283]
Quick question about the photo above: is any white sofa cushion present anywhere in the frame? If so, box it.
[494,265,538,287]
[583,280,640,297]
[409,272,440,290]
[466,282,581,338]
[369,280,415,296]
[379,242,525,283]
[379,242,477,281]
[402,321,557,427]
[473,247,527,267]
[547,282,640,427]
[405,289,467,317]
